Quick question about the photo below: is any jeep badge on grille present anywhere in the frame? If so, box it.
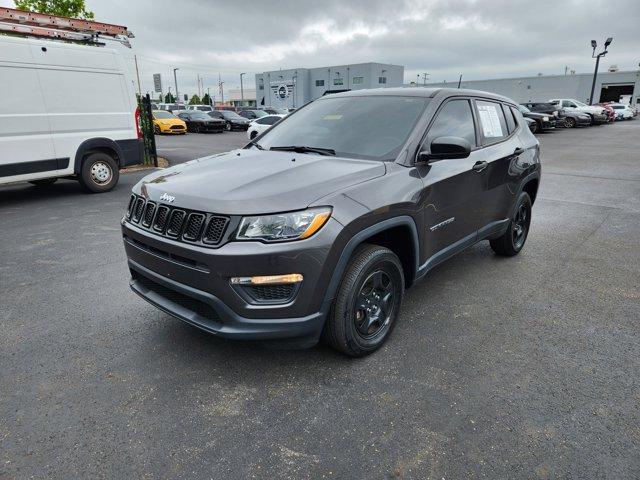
[160,193,175,203]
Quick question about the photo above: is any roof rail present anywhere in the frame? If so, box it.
[0,7,134,47]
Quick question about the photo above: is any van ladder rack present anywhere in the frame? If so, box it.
[0,7,134,47]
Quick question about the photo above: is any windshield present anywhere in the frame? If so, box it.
[153,111,176,119]
[221,111,245,120]
[190,112,211,120]
[574,100,587,107]
[256,95,429,160]
[518,105,531,113]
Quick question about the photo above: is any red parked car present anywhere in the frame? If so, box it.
[596,103,616,123]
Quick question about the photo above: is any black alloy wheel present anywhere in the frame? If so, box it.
[354,270,395,339]
[489,191,532,256]
[324,244,404,357]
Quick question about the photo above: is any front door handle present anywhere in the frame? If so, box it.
[472,161,488,172]
[513,147,525,155]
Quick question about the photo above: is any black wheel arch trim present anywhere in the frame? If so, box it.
[74,137,144,173]
[321,215,420,310]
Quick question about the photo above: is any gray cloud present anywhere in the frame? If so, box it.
[3,0,639,97]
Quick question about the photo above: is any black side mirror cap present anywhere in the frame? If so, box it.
[418,136,472,162]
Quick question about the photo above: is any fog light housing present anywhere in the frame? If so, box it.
[230,273,303,285]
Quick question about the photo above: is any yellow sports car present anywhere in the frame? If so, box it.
[152,110,187,134]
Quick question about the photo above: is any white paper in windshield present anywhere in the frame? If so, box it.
[478,104,504,138]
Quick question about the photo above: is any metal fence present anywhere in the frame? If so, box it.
[137,94,158,166]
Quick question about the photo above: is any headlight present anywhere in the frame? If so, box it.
[542,116,549,122]
[236,207,332,242]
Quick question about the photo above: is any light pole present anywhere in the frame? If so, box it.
[240,73,246,106]
[173,68,179,105]
[589,37,613,105]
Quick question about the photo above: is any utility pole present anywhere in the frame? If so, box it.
[240,73,246,106]
[173,68,179,104]
[196,74,201,97]
[422,72,429,86]
[207,87,211,106]
[589,37,613,105]
[218,73,225,104]
[133,54,142,96]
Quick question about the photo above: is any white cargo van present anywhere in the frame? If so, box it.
[0,35,143,193]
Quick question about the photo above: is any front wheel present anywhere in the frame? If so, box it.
[154,124,161,135]
[490,192,532,256]
[79,152,119,193]
[565,117,577,128]
[324,245,404,357]
[226,122,232,131]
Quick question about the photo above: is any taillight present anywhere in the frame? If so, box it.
[134,107,142,139]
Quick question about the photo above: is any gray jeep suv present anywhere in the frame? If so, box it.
[122,88,540,357]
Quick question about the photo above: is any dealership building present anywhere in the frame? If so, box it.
[255,62,404,108]
[421,70,640,106]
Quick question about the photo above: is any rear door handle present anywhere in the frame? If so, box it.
[472,161,488,172]
[513,147,525,155]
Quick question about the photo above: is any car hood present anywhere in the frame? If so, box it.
[136,149,386,215]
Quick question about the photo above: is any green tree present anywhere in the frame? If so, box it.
[188,94,202,105]
[14,0,94,19]
[164,92,175,103]
[202,93,212,106]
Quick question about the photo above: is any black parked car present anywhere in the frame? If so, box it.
[176,111,225,133]
[208,110,251,131]
[516,105,555,133]
[238,109,269,120]
[123,88,540,356]
[521,102,565,126]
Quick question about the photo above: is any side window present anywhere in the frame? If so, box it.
[261,116,280,125]
[562,100,574,108]
[425,99,476,149]
[510,106,523,127]
[315,79,325,87]
[476,100,508,143]
[502,104,516,133]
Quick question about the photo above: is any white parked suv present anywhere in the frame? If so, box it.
[548,98,607,124]
[609,103,634,120]
[246,115,286,140]
[0,36,143,193]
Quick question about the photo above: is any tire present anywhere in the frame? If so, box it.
[324,244,404,357]
[78,152,119,193]
[226,122,232,131]
[565,117,577,128]
[529,121,538,134]
[154,124,161,135]
[250,130,258,140]
[195,125,201,133]
[29,178,58,187]
[490,191,532,256]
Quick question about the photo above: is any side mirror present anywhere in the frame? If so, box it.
[418,136,472,162]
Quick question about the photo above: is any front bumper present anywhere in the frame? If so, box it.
[591,113,608,124]
[121,216,343,342]
[159,124,186,134]
[540,119,556,130]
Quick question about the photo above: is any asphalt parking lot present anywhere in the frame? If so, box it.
[1,122,639,479]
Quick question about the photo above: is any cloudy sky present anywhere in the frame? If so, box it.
[3,0,639,99]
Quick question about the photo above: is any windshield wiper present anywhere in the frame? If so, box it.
[269,145,335,156]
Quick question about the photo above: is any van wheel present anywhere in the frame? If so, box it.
[490,192,532,256]
[29,178,58,186]
[324,245,404,357]
[79,152,119,193]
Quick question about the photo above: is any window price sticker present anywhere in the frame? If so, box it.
[478,104,504,138]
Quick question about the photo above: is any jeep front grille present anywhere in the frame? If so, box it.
[126,194,230,247]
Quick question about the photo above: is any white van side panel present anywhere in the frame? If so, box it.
[0,42,58,181]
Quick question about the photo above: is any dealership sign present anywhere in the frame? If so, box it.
[271,82,293,101]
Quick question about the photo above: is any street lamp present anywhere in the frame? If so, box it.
[173,68,179,104]
[588,37,613,105]
[240,73,246,106]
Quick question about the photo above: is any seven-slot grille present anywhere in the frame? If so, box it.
[126,194,229,246]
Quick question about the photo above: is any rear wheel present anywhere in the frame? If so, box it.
[490,192,532,256]
[324,245,404,357]
[29,178,57,187]
[79,152,119,193]
[565,117,577,128]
